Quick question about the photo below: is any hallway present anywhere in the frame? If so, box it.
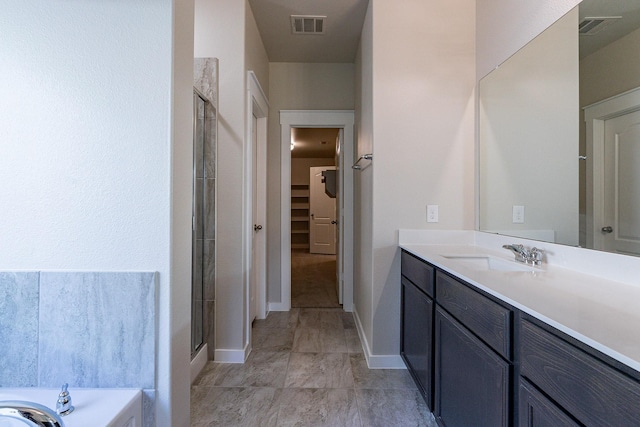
[190,308,436,426]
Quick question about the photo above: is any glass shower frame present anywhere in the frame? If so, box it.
[191,90,207,357]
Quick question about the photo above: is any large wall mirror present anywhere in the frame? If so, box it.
[479,0,640,256]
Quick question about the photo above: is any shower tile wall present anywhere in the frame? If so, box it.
[0,272,39,387]
[195,57,218,360]
[0,271,156,427]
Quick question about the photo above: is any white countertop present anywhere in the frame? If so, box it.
[400,240,640,373]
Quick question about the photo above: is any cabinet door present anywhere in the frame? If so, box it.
[519,379,579,427]
[435,307,510,427]
[401,277,433,409]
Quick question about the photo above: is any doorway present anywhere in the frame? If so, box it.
[290,129,339,308]
[279,110,354,312]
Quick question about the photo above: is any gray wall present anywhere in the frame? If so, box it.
[0,271,156,426]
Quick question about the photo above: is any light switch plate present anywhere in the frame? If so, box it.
[427,205,439,223]
[513,205,525,223]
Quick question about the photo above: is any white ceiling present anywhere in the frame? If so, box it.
[248,0,369,63]
[579,0,640,58]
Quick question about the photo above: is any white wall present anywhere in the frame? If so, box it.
[354,0,476,362]
[479,9,579,246]
[246,1,270,98]
[267,63,355,303]
[354,0,374,357]
[580,27,640,107]
[476,0,581,80]
[0,1,194,425]
[195,0,269,357]
[170,1,196,425]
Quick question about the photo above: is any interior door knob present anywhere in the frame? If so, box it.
[331,220,337,225]
[601,226,613,234]
[254,224,263,232]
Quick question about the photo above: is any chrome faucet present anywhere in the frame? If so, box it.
[502,244,528,262]
[56,384,74,416]
[502,244,544,266]
[0,400,65,426]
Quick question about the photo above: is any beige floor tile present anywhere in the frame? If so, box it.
[349,353,416,389]
[276,388,361,426]
[190,386,281,427]
[356,388,436,427]
[285,352,355,388]
[191,253,432,426]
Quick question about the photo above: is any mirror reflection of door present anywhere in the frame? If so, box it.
[602,111,640,256]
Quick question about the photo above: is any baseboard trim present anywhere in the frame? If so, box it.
[353,304,407,370]
[190,344,208,384]
[214,345,250,364]
[268,302,289,312]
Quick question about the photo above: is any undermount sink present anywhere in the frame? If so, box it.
[442,255,541,272]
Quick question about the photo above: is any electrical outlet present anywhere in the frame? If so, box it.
[427,205,439,223]
[513,205,525,223]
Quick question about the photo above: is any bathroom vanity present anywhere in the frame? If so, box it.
[399,231,640,427]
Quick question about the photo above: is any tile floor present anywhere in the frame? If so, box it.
[191,308,437,426]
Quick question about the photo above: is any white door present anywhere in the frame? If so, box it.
[250,113,259,323]
[601,110,640,256]
[334,132,343,303]
[250,112,266,322]
[309,166,337,255]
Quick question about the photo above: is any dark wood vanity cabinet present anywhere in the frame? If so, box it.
[400,251,435,409]
[400,250,640,427]
[520,316,640,427]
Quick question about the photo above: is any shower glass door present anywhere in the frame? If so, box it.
[191,91,206,356]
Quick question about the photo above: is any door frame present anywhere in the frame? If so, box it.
[585,86,640,250]
[279,110,354,312]
[245,71,269,350]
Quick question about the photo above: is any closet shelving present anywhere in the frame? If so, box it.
[291,184,310,249]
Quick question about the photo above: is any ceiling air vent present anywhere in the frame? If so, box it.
[291,15,326,35]
[579,16,622,36]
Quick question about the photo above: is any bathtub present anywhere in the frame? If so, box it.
[0,388,141,427]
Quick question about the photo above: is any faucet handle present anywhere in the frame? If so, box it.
[529,247,545,265]
[502,244,527,262]
[56,383,74,416]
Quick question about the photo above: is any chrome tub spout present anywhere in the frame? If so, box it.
[0,400,65,427]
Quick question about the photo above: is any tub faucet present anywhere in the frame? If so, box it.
[0,400,65,426]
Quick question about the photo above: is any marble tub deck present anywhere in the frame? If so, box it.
[191,308,437,426]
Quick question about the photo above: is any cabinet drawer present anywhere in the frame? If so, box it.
[521,319,640,426]
[519,378,579,427]
[401,250,434,297]
[436,271,511,359]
